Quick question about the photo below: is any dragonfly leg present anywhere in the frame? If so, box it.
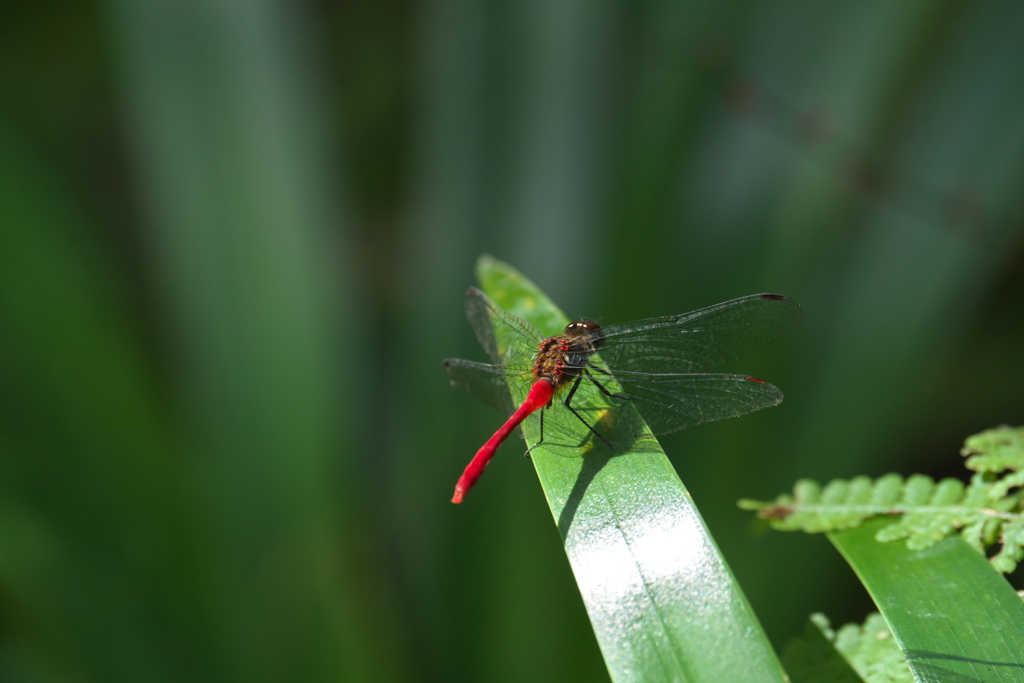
[563,374,613,448]
[524,410,546,457]
[585,368,633,403]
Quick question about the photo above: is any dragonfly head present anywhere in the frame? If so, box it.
[565,319,600,335]
[564,319,603,348]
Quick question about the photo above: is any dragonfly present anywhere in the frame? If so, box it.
[444,288,802,503]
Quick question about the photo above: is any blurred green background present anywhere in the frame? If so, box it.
[2,0,1023,680]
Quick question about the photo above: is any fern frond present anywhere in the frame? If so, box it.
[739,426,1024,573]
[782,612,912,683]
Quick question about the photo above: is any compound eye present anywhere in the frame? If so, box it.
[565,319,601,335]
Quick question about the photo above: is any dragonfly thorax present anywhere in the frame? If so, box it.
[532,321,605,388]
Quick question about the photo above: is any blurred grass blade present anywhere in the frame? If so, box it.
[107,0,399,679]
[476,255,786,683]
[829,517,1024,682]
[0,117,190,682]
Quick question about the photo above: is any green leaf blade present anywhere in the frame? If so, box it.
[474,256,787,683]
[829,518,1024,682]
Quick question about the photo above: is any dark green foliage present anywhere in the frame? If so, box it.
[5,0,1024,679]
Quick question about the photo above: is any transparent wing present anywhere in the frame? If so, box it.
[525,371,783,453]
[464,287,543,367]
[606,372,784,435]
[595,294,802,375]
[442,358,532,415]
